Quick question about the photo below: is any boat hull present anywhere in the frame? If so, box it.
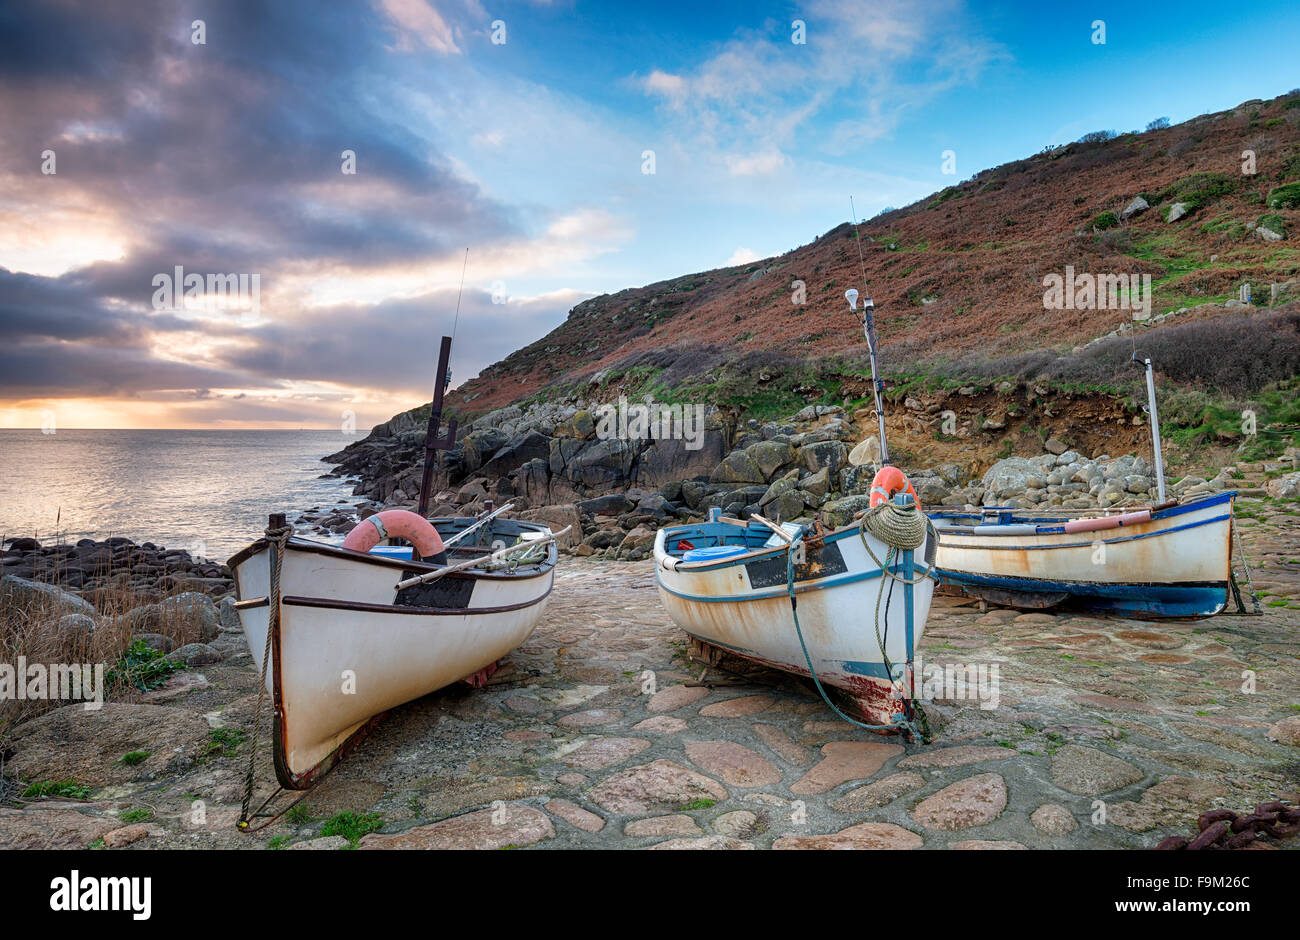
[929,492,1234,618]
[229,532,553,788]
[654,521,935,727]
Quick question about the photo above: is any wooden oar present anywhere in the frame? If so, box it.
[748,513,793,542]
[395,525,571,589]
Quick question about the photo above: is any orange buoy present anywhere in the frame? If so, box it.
[868,466,920,511]
[341,509,445,560]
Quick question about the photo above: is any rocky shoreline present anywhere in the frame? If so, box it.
[0,537,232,600]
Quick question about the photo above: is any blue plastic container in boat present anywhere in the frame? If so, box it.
[367,545,418,560]
[681,545,748,563]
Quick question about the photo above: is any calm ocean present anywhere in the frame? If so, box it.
[0,429,370,561]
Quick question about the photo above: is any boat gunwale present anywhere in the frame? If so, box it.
[927,490,1235,532]
[654,517,914,574]
[227,529,557,581]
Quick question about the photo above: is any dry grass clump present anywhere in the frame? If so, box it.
[0,575,203,736]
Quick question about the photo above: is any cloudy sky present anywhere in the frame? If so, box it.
[2,0,1297,429]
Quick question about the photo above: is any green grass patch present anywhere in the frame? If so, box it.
[320,811,385,844]
[205,728,248,758]
[21,780,93,800]
[677,799,716,811]
[105,639,185,692]
[119,807,153,823]
[1256,213,1287,238]
[119,751,150,766]
[1268,182,1300,208]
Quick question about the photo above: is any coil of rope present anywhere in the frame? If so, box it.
[856,501,937,583]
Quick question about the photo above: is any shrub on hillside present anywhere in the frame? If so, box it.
[1146,117,1171,131]
[1267,182,1300,209]
[1091,210,1119,230]
[938,308,1300,401]
[1158,172,1237,211]
[1051,309,1300,397]
[1078,130,1116,144]
[1256,213,1287,237]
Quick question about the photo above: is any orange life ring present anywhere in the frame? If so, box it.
[341,509,445,560]
[868,466,920,512]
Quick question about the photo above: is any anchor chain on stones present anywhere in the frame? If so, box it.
[1156,800,1300,850]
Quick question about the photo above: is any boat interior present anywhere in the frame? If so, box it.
[357,516,557,571]
[660,518,805,563]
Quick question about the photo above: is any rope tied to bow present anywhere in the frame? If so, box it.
[781,499,934,740]
[238,521,292,831]
[856,501,937,586]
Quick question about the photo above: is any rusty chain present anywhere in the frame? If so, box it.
[1157,800,1300,850]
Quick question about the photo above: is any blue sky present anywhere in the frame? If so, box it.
[444,0,1300,296]
[1,0,1297,427]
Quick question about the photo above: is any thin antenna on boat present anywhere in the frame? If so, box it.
[450,247,468,341]
[414,250,467,521]
[846,197,891,465]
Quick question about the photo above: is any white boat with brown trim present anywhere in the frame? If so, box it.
[227,509,557,791]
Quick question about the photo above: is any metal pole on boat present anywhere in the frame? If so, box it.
[845,290,891,466]
[1140,356,1167,503]
[846,197,891,466]
[415,250,469,521]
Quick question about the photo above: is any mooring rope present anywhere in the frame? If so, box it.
[1228,512,1263,616]
[783,518,931,740]
[238,522,292,831]
[856,502,936,584]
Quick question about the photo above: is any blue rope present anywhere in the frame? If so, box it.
[784,539,912,733]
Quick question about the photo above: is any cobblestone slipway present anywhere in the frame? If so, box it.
[2,507,1298,850]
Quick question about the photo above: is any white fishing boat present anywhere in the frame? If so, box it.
[228,325,563,805]
[928,355,1247,619]
[654,505,936,729]
[929,492,1236,617]
[228,509,558,790]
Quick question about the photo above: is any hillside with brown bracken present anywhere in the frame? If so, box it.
[449,91,1300,417]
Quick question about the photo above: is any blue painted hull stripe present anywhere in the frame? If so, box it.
[939,570,1228,616]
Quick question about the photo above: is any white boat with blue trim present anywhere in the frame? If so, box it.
[927,350,1243,619]
[654,501,937,731]
[928,491,1236,618]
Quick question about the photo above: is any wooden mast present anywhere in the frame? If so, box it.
[415,335,457,518]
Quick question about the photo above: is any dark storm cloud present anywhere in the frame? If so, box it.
[215,288,589,394]
[0,0,533,403]
[0,339,262,398]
